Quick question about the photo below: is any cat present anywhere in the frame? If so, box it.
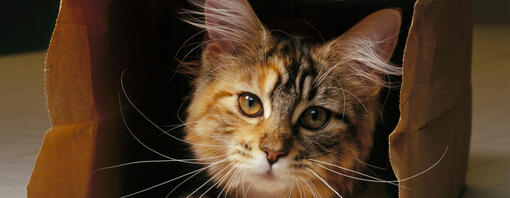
[182,0,402,197]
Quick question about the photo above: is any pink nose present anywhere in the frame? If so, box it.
[260,147,288,165]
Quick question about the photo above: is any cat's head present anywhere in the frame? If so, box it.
[184,0,401,196]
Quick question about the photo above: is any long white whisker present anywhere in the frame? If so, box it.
[94,156,226,173]
[355,158,387,171]
[200,166,237,198]
[165,157,230,198]
[167,29,208,83]
[300,177,318,198]
[175,95,190,125]
[287,180,294,198]
[120,159,224,198]
[239,170,245,197]
[119,95,180,161]
[313,163,401,188]
[392,145,450,183]
[310,145,449,185]
[120,68,228,148]
[323,85,369,114]
[217,168,240,198]
[187,164,232,198]
[307,167,343,198]
[310,158,393,183]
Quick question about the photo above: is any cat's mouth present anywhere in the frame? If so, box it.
[247,169,290,193]
[258,169,278,180]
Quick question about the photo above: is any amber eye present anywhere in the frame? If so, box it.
[299,106,330,130]
[238,93,263,117]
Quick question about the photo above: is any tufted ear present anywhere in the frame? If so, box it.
[203,0,266,54]
[317,9,402,98]
[337,8,402,62]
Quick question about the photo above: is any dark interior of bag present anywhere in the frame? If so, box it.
[89,0,416,197]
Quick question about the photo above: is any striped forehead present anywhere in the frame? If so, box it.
[264,38,319,102]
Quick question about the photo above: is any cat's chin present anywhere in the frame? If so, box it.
[244,171,290,193]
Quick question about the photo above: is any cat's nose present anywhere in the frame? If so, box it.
[260,147,288,165]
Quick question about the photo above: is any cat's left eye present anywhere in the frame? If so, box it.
[238,93,263,117]
[299,106,330,130]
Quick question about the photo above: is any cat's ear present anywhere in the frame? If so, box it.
[327,8,402,62]
[203,0,266,54]
[317,9,402,97]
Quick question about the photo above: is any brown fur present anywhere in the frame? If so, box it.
[183,0,401,197]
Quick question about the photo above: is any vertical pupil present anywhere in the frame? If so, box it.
[247,96,254,108]
[310,109,319,121]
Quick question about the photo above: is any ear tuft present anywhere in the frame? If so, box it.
[183,0,266,54]
[318,8,403,90]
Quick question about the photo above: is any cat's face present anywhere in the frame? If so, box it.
[184,0,401,197]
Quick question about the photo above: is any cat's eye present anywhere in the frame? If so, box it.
[299,107,330,130]
[238,93,263,117]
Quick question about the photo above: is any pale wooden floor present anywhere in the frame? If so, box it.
[462,25,510,198]
[0,52,49,198]
[0,24,508,197]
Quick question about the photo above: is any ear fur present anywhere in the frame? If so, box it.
[202,0,266,54]
[339,8,402,62]
[182,0,267,74]
[317,9,403,97]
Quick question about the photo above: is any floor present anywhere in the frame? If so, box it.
[0,24,509,197]
[462,25,510,197]
[0,52,49,198]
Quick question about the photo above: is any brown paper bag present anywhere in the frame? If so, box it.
[28,0,472,197]
[389,0,472,197]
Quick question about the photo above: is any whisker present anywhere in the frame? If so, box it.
[309,158,397,185]
[94,156,226,173]
[308,178,321,198]
[174,37,238,76]
[120,68,229,148]
[287,180,294,198]
[217,168,240,198]
[119,95,182,161]
[313,163,400,188]
[167,29,207,83]
[175,95,190,125]
[237,170,245,197]
[244,175,252,197]
[306,167,343,198]
[158,122,194,138]
[300,177,318,198]
[299,20,325,44]
[297,178,304,198]
[186,164,232,198]
[323,85,369,114]
[162,122,189,128]
[268,29,302,39]
[119,94,227,164]
[309,145,449,186]
[390,145,450,183]
[165,165,204,198]
[355,158,388,171]
[200,166,237,198]
[120,159,225,198]
[165,156,230,198]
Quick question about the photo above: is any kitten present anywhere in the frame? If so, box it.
[183,0,402,197]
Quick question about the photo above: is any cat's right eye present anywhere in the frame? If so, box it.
[238,92,263,117]
[299,106,331,130]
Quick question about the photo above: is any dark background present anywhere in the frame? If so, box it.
[0,0,60,54]
[1,0,510,55]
